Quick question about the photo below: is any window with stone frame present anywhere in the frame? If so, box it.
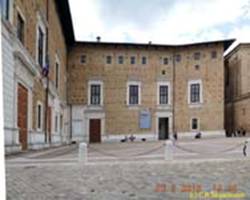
[175,54,181,62]
[106,55,112,64]
[118,56,124,64]
[129,85,139,105]
[194,52,201,60]
[190,83,200,103]
[130,56,136,64]
[17,13,24,44]
[159,85,169,104]
[142,56,147,65]
[163,57,168,65]
[211,51,217,59]
[90,84,101,105]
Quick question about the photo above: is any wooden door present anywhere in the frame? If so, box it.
[17,83,28,150]
[89,119,101,143]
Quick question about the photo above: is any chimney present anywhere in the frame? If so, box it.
[148,41,152,45]
[96,36,101,42]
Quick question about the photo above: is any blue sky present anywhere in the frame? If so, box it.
[69,0,250,48]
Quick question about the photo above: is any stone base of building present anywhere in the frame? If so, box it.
[178,130,226,139]
[101,130,226,143]
[5,145,22,155]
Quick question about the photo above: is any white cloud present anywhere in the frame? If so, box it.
[69,0,250,44]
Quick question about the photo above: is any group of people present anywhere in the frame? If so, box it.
[226,128,247,137]
[226,128,246,137]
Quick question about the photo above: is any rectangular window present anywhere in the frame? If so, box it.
[194,52,201,60]
[142,56,147,65]
[60,115,63,132]
[118,56,124,64]
[192,118,198,130]
[163,57,168,65]
[2,0,9,20]
[211,51,217,59]
[55,62,59,89]
[80,55,86,64]
[175,54,181,62]
[17,13,24,44]
[38,27,44,67]
[130,56,136,64]
[55,115,58,132]
[106,56,112,64]
[159,85,168,104]
[90,84,101,105]
[129,85,139,105]
[190,83,200,103]
[37,104,42,130]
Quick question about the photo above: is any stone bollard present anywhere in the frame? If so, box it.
[165,140,174,161]
[78,143,87,164]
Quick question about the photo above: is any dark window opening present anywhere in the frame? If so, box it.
[129,85,139,105]
[38,27,44,67]
[80,55,86,64]
[142,56,147,65]
[55,62,59,89]
[55,115,58,132]
[130,56,136,64]
[211,51,217,59]
[37,104,42,129]
[195,65,200,70]
[159,85,168,104]
[17,13,24,44]
[175,54,181,62]
[163,57,168,65]
[190,83,200,103]
[106,56,112,64]
[194,52,201,60]
[118,56,124,64]
[91,84,101,105]
[192,118,198,130]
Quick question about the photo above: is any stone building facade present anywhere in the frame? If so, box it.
[225,43,250,134]
[68,40,234,143]
[1,0,74,153]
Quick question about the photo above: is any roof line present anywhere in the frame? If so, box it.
[75,39,236,52]
[225,43,250,59]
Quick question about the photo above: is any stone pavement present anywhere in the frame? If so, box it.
[6,159,250,199]
[5,137,250,199]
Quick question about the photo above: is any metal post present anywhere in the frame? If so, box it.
[165,140,174,161]
[79,143,87,164]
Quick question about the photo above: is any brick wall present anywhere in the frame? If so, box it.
[225,44,250,133]
[68,42,225,136]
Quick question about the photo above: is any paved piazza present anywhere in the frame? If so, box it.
[6,137,250,199]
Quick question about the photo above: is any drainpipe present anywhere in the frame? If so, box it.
[172,49,176,134]
[44,0,49,144]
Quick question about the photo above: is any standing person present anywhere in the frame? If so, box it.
[173,132,178,141]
